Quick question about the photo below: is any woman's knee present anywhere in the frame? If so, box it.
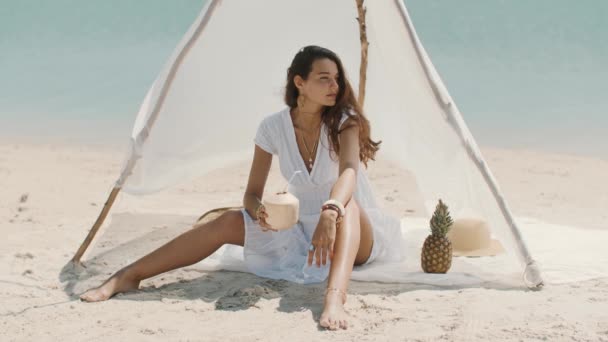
[194,209,245,246]
[216,209,245,246]
[216,209,244,225]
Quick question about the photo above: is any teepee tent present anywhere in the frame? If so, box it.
[72,0,543,289]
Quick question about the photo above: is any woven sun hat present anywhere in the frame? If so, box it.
[446,218,505,257]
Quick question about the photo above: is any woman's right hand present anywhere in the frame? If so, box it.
[257,205,277,232]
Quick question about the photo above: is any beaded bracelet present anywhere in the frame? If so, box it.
[321,203,343,223]
[322,199,345,217]
[254,203,265,220]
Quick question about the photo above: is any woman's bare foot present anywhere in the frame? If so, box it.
[80,270,140,302]
[319,289,349,330]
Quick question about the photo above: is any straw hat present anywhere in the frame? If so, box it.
[446,218,505,257]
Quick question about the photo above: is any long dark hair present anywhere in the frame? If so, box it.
[283,45,381,168]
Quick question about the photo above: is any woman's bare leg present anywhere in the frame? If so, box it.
[80,209,245,302]
[319,199,373,330]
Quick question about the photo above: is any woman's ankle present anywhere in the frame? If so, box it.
[115,267,140,283]
[324,287,347,305]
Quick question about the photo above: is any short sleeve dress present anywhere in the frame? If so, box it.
[239,107,406,284]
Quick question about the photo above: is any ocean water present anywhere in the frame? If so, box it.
[406,0,608,158]
[0,0,202,144]
[1,1,606,157]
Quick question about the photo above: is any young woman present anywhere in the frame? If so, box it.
[80,45,405,331]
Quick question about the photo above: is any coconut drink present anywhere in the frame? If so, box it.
[262,171,301,230]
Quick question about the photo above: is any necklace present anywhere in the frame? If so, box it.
[300,128,320,170]
[293,108,322,171]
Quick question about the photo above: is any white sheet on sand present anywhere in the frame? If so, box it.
[194,216,608,286]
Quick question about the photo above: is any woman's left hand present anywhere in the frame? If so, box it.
[308,210,339,267]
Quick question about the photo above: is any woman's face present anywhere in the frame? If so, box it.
[295,58,340,107]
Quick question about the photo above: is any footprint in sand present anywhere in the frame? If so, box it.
[19,193,29,203]
[15,252,34,259]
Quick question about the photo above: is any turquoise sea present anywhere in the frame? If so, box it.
[1,1,606,158]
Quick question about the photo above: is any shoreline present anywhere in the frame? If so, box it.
[1,136,606,161]
[1,128,606,162]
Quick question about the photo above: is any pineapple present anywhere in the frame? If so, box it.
[421,199,454,273]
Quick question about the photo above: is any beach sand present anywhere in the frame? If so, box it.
[1,142,607,341]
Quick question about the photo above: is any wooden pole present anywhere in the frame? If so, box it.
[70,1,223,266]
[71,187,121,265]
[356,0,369,109]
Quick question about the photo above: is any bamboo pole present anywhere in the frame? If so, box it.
[71,187,121,265]
[70,0,222,265]
[356,0,369,109]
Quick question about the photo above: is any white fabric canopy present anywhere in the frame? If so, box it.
[112,0,543,288]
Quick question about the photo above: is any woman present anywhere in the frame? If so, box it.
[80,45,405,331]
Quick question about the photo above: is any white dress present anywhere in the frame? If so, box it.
[239,107,406,284]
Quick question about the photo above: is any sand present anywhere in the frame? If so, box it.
[1,142,607,341]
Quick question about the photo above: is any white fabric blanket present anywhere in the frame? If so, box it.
[195,216,608,286]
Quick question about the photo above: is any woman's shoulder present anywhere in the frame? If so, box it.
[254,107,289,155]
[339,109,357,130]
[260,107,289,127]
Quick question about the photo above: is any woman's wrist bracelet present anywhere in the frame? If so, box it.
[322,199,345,217]
[254,203,265,220]
[321,204,343,223]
